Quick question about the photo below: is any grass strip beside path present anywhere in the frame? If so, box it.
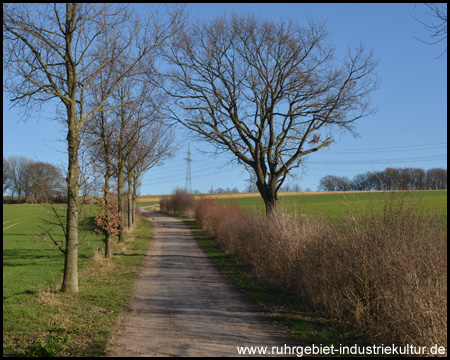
[3,215,153,357]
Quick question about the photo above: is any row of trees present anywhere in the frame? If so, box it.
[4,3,186,293]
[3,156,66,202]
[80,73,178,258]
[318,167,447,191]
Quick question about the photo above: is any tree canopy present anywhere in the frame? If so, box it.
[159,14,379,213]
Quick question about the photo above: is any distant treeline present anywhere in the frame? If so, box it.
[3,155,66,203]
[318,167,447,192]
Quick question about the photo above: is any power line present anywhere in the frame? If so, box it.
[327,142,446,153]
[141,163,228,185]
[140,142,446,188]
[308,155,446,165]
[144,155,446,184]
[143,166,227,187]
[149,161,229,177]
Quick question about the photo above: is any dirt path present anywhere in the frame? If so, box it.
[107,209,303,357]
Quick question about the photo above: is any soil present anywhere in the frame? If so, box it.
[107,208,304,357]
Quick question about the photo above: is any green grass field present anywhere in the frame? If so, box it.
[216,190,447,220]
[3,203,154,356]
[3,204,103,303]
[3,205,103,352]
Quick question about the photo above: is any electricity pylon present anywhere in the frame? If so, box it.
[184,144,192,193]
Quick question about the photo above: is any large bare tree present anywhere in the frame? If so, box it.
[159,15,379,214]
[3,3,185,292]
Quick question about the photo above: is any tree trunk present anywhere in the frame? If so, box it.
[61,126,79,293]
[117,165,126,243]
[104,174,112,259]
[261,191,278,215]
[61,5,80,292]
[105,233,112,260]
[132,177,137,225]
[127,176,133,230]
[256,179,278,215]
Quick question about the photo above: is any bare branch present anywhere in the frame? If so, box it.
[413,3,447,57]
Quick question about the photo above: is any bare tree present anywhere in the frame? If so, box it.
[3,157,12,196]
[5,155,33,199]
[319,175,340,192]
[426,168,447,190]
[413,3,447,57]
[81,66,122,259]
[158,14,379,214]
[84,71,177,252]
[109,76,161,243]
[3,3,186,292]
[125,121,178,228]
[83,105,118,259]
[27,162,66,202]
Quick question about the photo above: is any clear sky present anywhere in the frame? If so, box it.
[3,3,447,195]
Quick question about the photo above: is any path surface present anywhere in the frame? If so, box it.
[107,209,303,357]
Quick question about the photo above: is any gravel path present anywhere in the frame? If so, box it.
[107,209,303,357]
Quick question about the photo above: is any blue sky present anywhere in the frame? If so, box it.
[3,3,447,194]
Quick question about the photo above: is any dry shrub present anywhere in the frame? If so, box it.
[93,194,121,236]
[194,198,221,234]
[314,193,448,348]
[195,198,246,238]
[159,188,195,217]
[194,192,447,350]
[159,195,170,213]
[216,211,257,264]
[159,195,171,213]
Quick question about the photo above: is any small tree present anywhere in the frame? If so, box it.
[94,190,121,259]
[159,14,378,214]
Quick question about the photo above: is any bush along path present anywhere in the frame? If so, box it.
[107,210,304,357]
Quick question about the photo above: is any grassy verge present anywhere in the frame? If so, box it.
[181,217,369,350]
[3,215,153,357]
